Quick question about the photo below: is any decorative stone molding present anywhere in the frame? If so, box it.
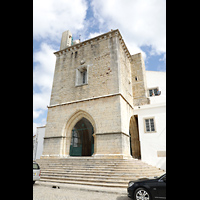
[53,29,132,61]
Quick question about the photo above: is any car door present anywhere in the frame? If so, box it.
[155,174,166,199]
[33,163,40,179]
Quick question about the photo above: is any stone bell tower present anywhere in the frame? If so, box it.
[41,29,149,159]
[60,30,72,50]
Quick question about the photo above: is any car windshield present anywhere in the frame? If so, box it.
[33,163,40,169]
[159,173,166,180]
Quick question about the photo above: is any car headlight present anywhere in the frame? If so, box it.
[128,182,134,187]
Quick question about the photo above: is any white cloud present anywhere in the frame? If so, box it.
[88,32,104,39]
[33,0,88,41]
[33,110,43,119]
[33,91,50,112]
[159,53,166,62]
[91,0,166,56]
[33,43,56,119]
[33,123,38,136]
[33,43,56,91]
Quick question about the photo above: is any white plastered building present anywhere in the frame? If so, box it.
[133,71,166,170]
[33,125,46,160]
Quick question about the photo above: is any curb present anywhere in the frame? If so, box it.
[36,181,127,195]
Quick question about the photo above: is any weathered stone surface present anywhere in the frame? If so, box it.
[42,29,149,159]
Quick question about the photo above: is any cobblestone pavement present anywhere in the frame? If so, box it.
[33,183,130,200]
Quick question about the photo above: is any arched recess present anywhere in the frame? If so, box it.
[62,110,96,157]
[70,117,94,156]
[129,115,141,159]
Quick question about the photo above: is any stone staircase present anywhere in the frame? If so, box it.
[36,158,165,188]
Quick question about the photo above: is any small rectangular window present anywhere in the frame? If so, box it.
[148,88,161,97]
[76,66,88,86]
[144,118,156,133]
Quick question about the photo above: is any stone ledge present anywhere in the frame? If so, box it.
[95,132,130,137]
[48,93,133,109]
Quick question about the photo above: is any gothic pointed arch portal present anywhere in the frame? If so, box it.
[63,110,96,157]
[70,117,94,156]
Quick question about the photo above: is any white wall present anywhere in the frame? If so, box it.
[146,71,166,105]
[33,135,36,160]
[35,126,46,160]
[134,104,166,171]
[133,71,166,171]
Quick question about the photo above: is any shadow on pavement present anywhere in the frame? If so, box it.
[116,195,130,200]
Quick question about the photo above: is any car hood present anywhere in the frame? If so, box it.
[132,177,157,184]
[138,178,150,181]
[129,174,166,185]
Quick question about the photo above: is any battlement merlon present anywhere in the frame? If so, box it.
[54,29,132,61]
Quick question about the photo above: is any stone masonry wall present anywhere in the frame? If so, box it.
[43,95,123,157]
[131,53,150,106]
[50,31,120,106]
[42,29,149,158]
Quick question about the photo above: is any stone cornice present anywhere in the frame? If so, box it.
[54,29,132,61]
[48,92,133,109]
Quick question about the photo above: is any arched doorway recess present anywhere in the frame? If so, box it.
[69,117,94,156]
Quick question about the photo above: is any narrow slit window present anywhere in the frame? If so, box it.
[82,71,86,84]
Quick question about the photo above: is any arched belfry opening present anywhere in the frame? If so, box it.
[129,115,141,159]
[69,117,94,156]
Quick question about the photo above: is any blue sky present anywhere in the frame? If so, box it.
[33,0,166,135]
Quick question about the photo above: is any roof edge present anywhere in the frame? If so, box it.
[53,29,132,60]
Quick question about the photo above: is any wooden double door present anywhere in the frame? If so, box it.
[70,118,94,156]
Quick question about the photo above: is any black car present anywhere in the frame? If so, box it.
[127,173,166,200]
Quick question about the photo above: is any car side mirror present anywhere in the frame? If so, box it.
[163,179,166,183]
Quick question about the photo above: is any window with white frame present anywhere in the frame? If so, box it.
[144,118,156,133]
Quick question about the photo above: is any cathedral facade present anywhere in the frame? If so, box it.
[41,29,165,169]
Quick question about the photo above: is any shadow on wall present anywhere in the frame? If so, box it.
[156,158,166,171]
